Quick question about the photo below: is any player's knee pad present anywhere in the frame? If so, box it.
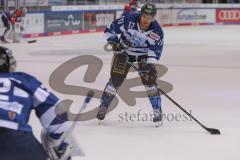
[110,76,125,90]
[104,80,117,96]
[101,79,119,108]
[101,77,125,108]
[103,77,124,97]
[145,85,159,97]
[141,64,157,85]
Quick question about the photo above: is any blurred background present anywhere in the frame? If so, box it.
[0,0,240,11]
[0,0,239,42]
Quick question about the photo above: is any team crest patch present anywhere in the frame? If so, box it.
[149,32,160,41]
[8,111,16,120]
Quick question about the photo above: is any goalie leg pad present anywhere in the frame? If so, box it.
[41,129,73,160]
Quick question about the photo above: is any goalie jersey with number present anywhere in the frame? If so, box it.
[0,72,69,134]
[105,12,164,63]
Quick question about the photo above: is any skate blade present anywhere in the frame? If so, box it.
[154,121,163,127]
[98,120,102,125]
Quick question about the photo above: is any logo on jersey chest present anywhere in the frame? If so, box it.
[128,30,148,47]
[130,34,146,47]
[8,111,16,120]
[149,32,160,41]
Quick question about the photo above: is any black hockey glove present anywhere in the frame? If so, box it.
[141,63,157,76]
[110,42,126,54]
[140,63,158,85]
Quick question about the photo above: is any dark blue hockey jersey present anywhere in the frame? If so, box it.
[105,13,164,63]
[0,72,69,134]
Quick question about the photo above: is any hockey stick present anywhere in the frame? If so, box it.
[67,91,94,133]
[57,91,94,143]
[127,61,220,135]
[26,39,37,43]
[12,27,37,44]
[110,40,220,134]
[63,91,94,158]
[64,91,94,158]
[18,33,37,43]
[21,35,37,43]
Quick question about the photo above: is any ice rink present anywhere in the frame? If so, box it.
[1,25,240,160]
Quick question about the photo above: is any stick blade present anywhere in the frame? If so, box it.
[28,40,37,43]
[206,128,221,135]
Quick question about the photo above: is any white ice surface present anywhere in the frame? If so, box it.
[1,25,240,160]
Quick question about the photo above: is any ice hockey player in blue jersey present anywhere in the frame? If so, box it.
[97,3,164,124]
[0,46,72,160]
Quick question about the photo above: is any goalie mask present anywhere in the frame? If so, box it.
[0,46,17,72]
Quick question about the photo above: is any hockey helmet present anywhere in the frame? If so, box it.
[141,3,157,17]
[0,46,17,72]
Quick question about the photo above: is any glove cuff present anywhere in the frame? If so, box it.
[147,57,158,64]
